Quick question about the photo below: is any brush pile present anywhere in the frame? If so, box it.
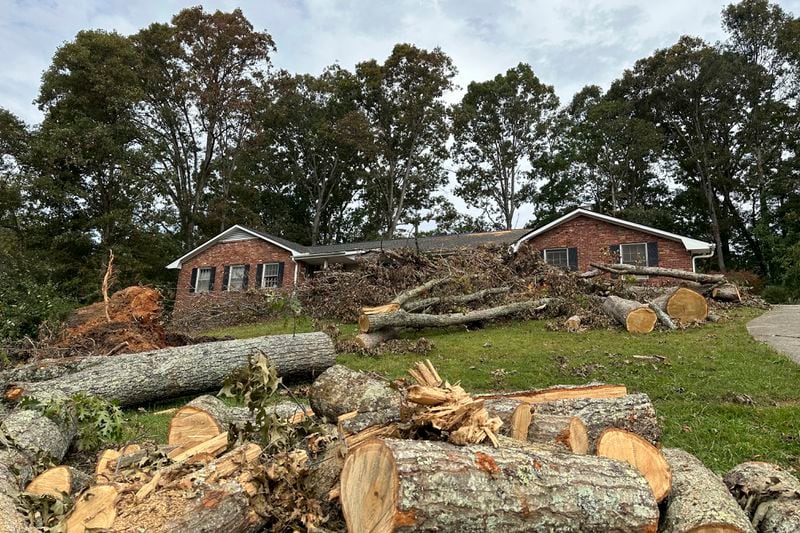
[9,359,795,532]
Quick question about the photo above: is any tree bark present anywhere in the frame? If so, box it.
[712,283,742,302]
[404,287,511,312]
[591,262,726,283]
[6,333,335,407]
[481,398,531,441]
[340,438,659,533]
[308,365,402,422]
[651,287,708,324]
[601,295,657,333]
[648,301,677,329]
[661,448,755,533]
[724,461,800,523]
[533,393,661,451]
[354,328,403,350]
[528,413,589,454]
[754,500,800,533]
[359,299,551,333]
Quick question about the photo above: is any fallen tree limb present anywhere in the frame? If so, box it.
[308,365,402,422]
[661,448,754,533]
[354,328,403,350]
[358,298,552,333]
[404,286,511,312]
[361,278,452,315]
[340,438,659,532]
[712,283,742,302]
[591,262,726,284]
[6,332,335,407]
[601,295,657,333]
[648,301,677,329]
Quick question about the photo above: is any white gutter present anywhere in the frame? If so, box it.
[292,258,299,285]
[691,245,716,273]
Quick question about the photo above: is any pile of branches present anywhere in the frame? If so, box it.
[169,289,300,334]
[11,358,795,532]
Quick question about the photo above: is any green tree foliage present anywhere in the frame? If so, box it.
[452,63,559,229]
[356,44,456,238]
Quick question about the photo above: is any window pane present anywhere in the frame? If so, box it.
[197,268,212,293]
[545,248,569,269]
[262,263,279,288]
[229,265,245,291]
[621,244,647,266]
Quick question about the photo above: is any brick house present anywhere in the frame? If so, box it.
[167,208,714,309]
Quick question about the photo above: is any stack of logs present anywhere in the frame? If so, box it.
[6,358,797,532]
[356,265,742,346]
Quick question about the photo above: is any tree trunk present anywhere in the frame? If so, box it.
[661,448,754,533]
[308,365,402,422]
[528,413,589,454]
[648,302,677,330]
[478,383,628,404]
[167,395,306,449]
[481,398,531,441]
[0,355,110,386]
[723,461,800,521]
[596,428,671,502]
[403,287,511,312]
[359,299,551,333]
[754,500,800,533]
[6,333,335,407]
[354,328,403,350]
[533,393,661,451]
[340,438,659,532]
[712,283,742,302]
[361,278,453,316]
[601,295,657,333]
[651,287,709,324]
[590,263,726,283]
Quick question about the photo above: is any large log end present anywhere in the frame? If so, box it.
[626,307,657,333]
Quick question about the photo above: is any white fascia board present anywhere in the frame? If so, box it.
[511,209,714,253]
[165,225,303,269]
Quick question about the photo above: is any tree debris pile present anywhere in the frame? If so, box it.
[3,357,794,532]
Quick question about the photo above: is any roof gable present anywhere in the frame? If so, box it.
[511,209,714,253]
[166,225,306,269]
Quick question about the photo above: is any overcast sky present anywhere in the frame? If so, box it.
[2,0,799,227]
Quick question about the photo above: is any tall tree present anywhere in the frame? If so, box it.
[356,44,456,238]
[131,7,274,248]
[451,63,558,229]
[255,67,372,244]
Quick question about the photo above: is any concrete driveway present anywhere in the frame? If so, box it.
[747,305,800,364]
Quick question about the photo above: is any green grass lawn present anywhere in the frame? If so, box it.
[123,308,800,473]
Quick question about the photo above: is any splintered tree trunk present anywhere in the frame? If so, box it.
[533,393,661,451]
[6,333,335,407]
[26,466,90,498]
[478,383,627,404]
[601,295,657,333]
[308,365,402,422]
[724,461,800,530]
[661,448,755,533]
[652,287,708,324]
[596,428,671,502]
[167,395,305,450]
[340,438,659,532]
[712,283,742,302]
[358,299,551,333]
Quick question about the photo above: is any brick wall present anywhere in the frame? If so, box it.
[522,215,694,285]
[174,238,299,312]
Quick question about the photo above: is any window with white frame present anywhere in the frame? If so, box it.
[261,263,280,288]
[228,265,246,291]
[620,243,648,266]
[544,248,569,269]
[196,267,213,293]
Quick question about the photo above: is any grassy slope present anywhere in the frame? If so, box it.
[130,308,800,473]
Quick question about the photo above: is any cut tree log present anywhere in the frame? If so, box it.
[591,262,727,284]
[565,314,582,332]
[1,407,77,461]
[340,438,659,532]
[354,328,403,350]
[65,484,119,533]
[652,287,708,324]
[358,298,551,333]
[724,461,800,524]
[712,283,742,302]
[0,450,37,533]
[6,332,335,406]
[478,382,627,404]
[167,394,306,449]
[753,500,800,533]
[533,393,661,451]
[649,301,677,329]
[308,365,402,422]
[482,398,531,440]
[528,413,589,454]
[661,448,755,533]
[601,295,658,333]
[596,428,671,502]
[26,466,90,498]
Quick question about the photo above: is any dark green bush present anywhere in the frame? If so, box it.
[761,285,800,304]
